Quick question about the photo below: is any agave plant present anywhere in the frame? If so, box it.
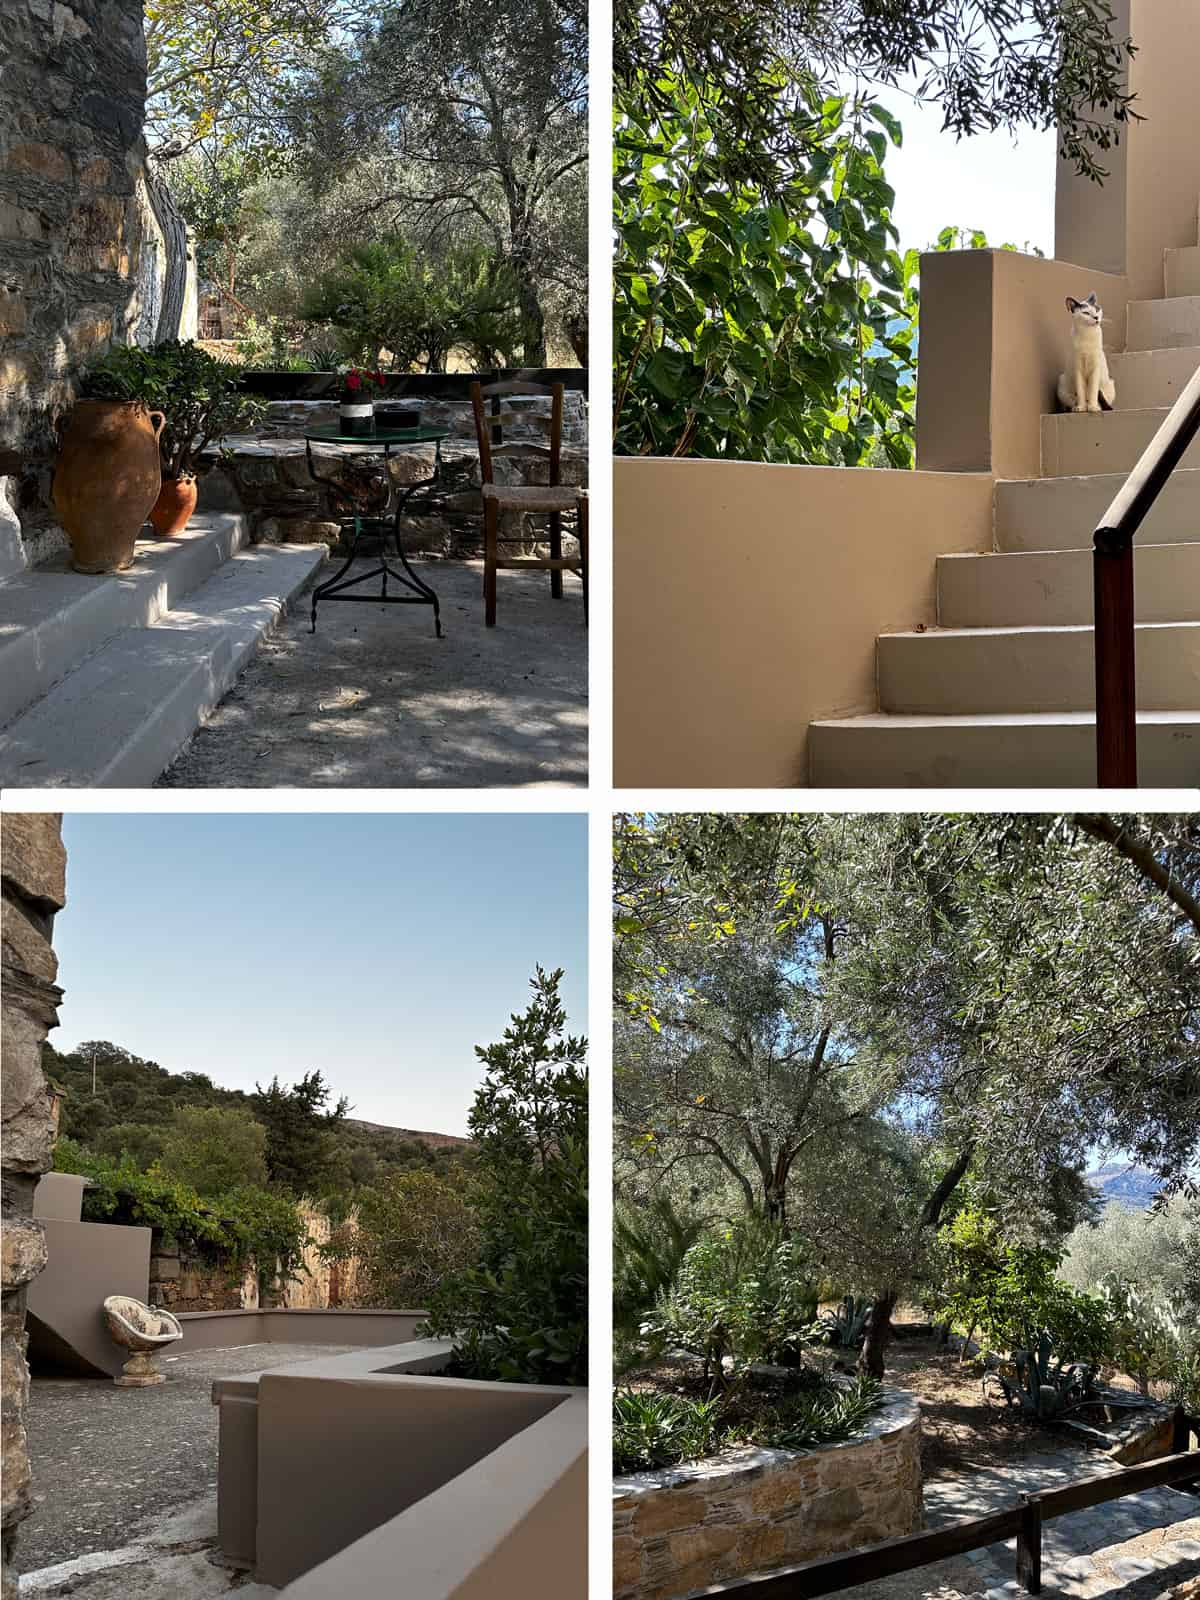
[982,1330,1098,1419]
[817,1294,874,1350]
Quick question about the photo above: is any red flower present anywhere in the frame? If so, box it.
[346,369,362,392]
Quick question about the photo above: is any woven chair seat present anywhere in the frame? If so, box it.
[482,483,581,512]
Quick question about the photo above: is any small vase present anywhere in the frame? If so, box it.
[339,401,374,437]
[149,473,199,537]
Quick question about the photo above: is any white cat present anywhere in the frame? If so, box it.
[1056,293,1116,414]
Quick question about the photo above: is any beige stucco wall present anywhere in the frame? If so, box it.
[1056,0,1200,303]
[915,251,1130,480]
[613,459,992,787]
[612,1389,922,1600]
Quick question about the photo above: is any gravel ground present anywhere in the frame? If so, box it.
[155,558,587,788]
[20,1344,358,1574]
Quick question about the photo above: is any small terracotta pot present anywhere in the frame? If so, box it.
[149,473,199,537]
[52,400,165,573]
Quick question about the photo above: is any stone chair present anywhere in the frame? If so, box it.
[102,1294,183,1386]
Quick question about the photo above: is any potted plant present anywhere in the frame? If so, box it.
[75,342,267,538]
[338,367,386,436]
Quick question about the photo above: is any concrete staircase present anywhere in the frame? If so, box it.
[0,516,325,787]
[811,272,1200,787]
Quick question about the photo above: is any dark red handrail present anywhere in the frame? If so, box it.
[1094,361,1200,786]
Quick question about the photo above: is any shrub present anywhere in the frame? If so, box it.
[423,968,587,1385]
[757,1375,882,1450]
[613,1389,724,1473]
[614,1194,706,1336]
[649,1219,820,1381]
[330,1169,479,1308]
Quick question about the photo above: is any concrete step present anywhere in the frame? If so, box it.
[0,514,247,729]
[1040,407,1200,477]
[1107,344,1200,410]
[877,621,1200,714]
[0,542,325,787]
[809,711,1200,787]
[994,468,1200,551]
[1165,245,1200,298]
[1127,294,1200,351]
[938,542,1200,627]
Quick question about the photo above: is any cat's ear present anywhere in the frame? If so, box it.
[1066,297,1081,312]
[1086,293,1098,305]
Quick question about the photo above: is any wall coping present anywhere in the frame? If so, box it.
[613,1386,921,1501]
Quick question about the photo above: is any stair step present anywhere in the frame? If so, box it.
[1107,344,1200,410]
[995,468,1200,551]
[0,514,247,729]
[1040,407,1200,477]
[1127,294,1200,351]
[938,542,1200,627]
[809,712,1200,787]
[877,621,1200,714]
[1165,245,1200,298]
[0,542,325,787]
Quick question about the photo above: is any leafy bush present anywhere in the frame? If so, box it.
[423,968,587,1385]
[1061,1195,1200,1304]
[757,1375,882,1450]
[328,1168,479,1308]
[649,1219,820,1381]
[79,341,266,478]
[931,1206,1113,1365]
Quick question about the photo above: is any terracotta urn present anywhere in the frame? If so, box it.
[53,400,165,572]
[149,473,199,537]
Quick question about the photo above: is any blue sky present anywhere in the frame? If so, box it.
[53,813,587,1135]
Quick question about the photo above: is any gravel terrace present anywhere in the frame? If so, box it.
[154,558,587,788]
[20,1343,359,1575]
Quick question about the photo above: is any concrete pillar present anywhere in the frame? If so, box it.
[1,816,66,1600]
[1055,0,1200,300]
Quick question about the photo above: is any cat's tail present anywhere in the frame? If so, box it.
[1100,377,1116,411]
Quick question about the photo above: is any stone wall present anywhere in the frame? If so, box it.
[203,394,588,557]
[612,1389,923,1600]
[0,0,196,570]
[1,815,66,1600]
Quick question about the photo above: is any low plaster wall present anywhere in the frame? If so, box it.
[612,458,993,787]
[612,1389,922,1600]
[178,1307,427,1350]
[25,1216,150,1378]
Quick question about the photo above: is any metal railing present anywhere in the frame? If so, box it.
[704,1407,1200,1600]
[1094,361,1200,786]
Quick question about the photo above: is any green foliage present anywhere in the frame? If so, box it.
[158,1105,269,1197]
[252,1070,349,1197]
[614,1194,707,1336]
[932,1208,1112,1365]
[54,1138,309,1293]
[757,1374,883,1450]
[612,1389,724,1472]
[301,239,523,373]
[424,968,587,1385]
[1062,1195,1200,1303]
[612,1375,883,1473]
[78,341,266,479]
[332,1168,480,1308]
[614,74,917,464]
[91,1121,166,1168]
[649,1220,820,1379]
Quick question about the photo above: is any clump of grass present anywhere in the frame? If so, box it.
[755,1375,883,1450]
[613,1389,724,1473]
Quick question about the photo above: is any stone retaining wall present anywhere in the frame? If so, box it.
[613,1389,923,1600]
[205,394,587,556]
[1,815,66,1600]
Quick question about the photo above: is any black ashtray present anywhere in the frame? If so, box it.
[375,404,421,429]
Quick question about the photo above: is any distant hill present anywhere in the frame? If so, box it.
[345,1118,470,1149]
[1086,1163,1162,1208]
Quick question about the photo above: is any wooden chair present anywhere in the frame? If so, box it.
[469,379,587,627]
